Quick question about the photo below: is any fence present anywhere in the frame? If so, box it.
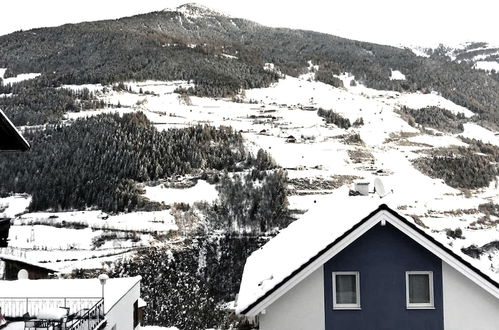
[0,297,101,318]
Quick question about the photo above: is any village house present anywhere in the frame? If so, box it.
[236,201,499,330]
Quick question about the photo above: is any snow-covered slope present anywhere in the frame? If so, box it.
[408,42,499,73]
[2,63,498,276]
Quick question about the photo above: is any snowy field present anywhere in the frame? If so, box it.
[143,180,218,205]
[0,68,41,84]
[2,63,498,274]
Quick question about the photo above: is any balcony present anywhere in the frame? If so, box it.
[0,297,105,330]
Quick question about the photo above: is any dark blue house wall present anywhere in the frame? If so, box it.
[323,222,443,330]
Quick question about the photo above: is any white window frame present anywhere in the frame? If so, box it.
[406,271,434,309]
[332,271,361,310]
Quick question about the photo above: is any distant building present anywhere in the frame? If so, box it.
[0,254,57,280]
[236,204,499,330]
[0,276,143,330]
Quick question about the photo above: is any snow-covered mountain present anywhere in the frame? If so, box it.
[0,4,498,328]
[169,3,228,18]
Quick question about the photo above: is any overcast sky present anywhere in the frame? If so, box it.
[1,0,497,47]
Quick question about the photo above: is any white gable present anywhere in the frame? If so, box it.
[236,193,499,316]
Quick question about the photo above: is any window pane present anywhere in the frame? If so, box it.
[336,274,357,304]
[409,274,430,304]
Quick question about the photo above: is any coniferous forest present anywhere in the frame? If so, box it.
[1,5,499,330]
[0,113,284,213]
[1,8,498,127]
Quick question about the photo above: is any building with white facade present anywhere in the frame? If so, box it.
[0,276,143,330]
[236,203,499,330]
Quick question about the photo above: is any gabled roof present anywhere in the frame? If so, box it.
[0,254,58,273]
[0,109,30,151]
[236,200,499,316]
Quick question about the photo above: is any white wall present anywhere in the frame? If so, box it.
[105,281,141,330]
[442,262,499,330]
[259,266,325,330]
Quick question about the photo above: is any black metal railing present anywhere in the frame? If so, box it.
[67,298,105,330]
[0,298,105,330]
[22,299,105,330]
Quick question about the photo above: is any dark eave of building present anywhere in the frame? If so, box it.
[0,255,57,273]
[0,109,30,152]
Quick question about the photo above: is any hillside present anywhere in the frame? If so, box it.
[1,4,499,127]
[0,4,498,330]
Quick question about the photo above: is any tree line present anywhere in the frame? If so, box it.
[0,113,250,213]
[413,143,499,189]
[0,80,105,126]
[110,234,266,330]
[1,9,498,127]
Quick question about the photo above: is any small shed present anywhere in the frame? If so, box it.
[354,181,370,196]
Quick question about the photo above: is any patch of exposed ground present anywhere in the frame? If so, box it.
[288,175,360,195]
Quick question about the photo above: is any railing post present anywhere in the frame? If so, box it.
[26,298,28,315]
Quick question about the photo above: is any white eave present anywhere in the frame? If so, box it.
[237,206,499,316]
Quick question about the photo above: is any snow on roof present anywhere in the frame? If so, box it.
[237,189,386,313]
[0,276,140,313]
[3,322,24,330]
[236,188,499,314]
[0,254,58,272]
[142,326,179,330]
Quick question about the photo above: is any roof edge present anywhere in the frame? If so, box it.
[0,109,30,151]
[239,204,498,315]
[239,204,387,315]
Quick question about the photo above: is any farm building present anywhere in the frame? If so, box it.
[0,254,57,280]
[0,276,144,330]
[236,202,499,330]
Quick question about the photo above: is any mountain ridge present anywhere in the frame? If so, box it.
[1,6,498,129]
[0,6,498,328]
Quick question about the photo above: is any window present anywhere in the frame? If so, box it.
[406,271,434,309]
[332,272,360,309]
